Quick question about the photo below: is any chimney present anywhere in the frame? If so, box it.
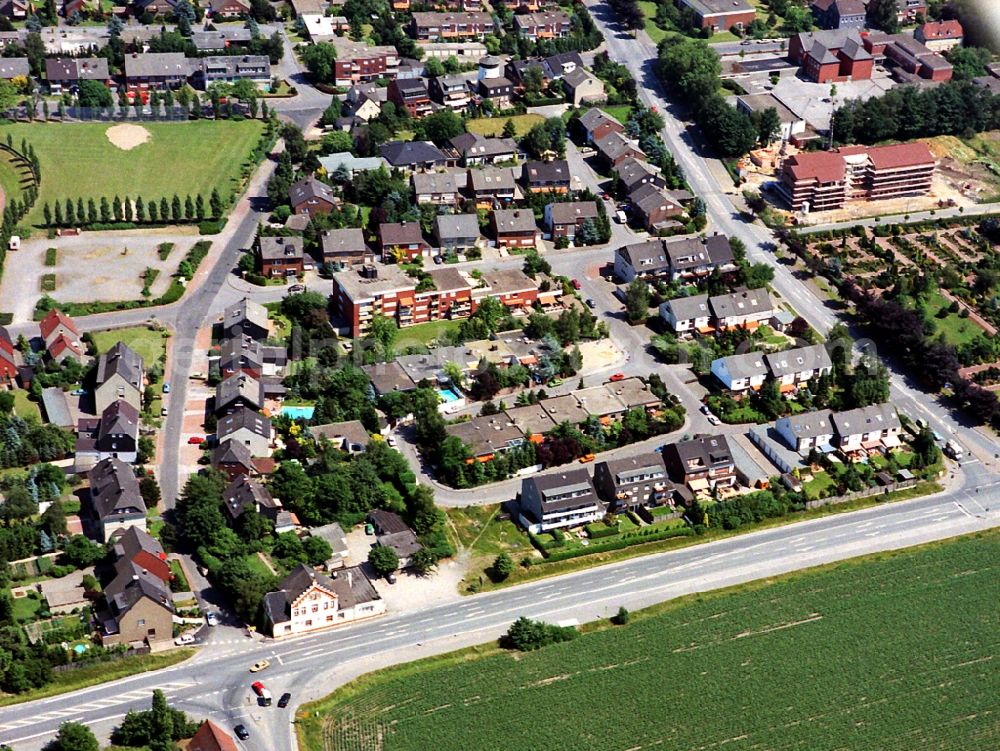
[347,570,352,588]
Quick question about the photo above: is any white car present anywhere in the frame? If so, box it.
[174,633,196,645]
[707,415,720,426]
[205,612,219,627]
[386,435,397,448]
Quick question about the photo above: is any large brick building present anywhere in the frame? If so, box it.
[778,142,936,212]
[788,29,873,83]
[330,38,398,87]
[677,0,755,32]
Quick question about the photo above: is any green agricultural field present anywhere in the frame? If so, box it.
[298,530,1000,751]
[0,120,265,227]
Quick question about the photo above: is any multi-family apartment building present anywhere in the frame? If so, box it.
[411,11,494,40]
[330,38,398,87]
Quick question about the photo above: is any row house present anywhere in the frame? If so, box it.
[429,74,471,111]
[123,52,188,93]
[45,57,110,94]
[776,403,901,455]
[196,55,271,89]
[388,77,432,118]
[412,172,460,205]
[434,213,482,254]
[662,434,736,494]
[411,11,495,41]
[660,288,775,335]
[711,343,833,395]
[449,132,518,166]
[331,38,398,87]
[477,76,513,110]
[578,106,624,145]
[513,10,571,40]
[467,166,518,207]
[614,235,735,283]
[445,414,525,462]
[711,351,769,394]
[593,452,674,513]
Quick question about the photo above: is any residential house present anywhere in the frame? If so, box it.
[491,208,539,249]
[258,236,305,277]
[663,234,736,281]
[579,107,624,145]
[221,475,281,525]
[608,377,661,413]
[449,133,518,166]
[477,76,513,109]
[410,11,495,40]
[330,37,398,87]
[467,166,517,207]
[367,509,422,567]
[185,720,239,751]
[75,400,140,467]
[98,565,173,646]
[504,403,556,437]
[832,403,902,453]
[434,213,481,254]
[309,522,351,569]
[775,410,836,454]
[378,221,430,262]
[0,0,27,19]
[309,420,370,453]
[388,77,432,118]
[915,20,964,52]
[89,457,146,541]
[348,90,383,121]
[45,57,109,93]
[896,0,927,24]
[764,344,833,392]
[212,438,265,481]
[39,307,84,363]
[613,239,669,282]
[191,28,254,52]
[658,293,712,336]
[0,329,15,387]
[428,74,471,110]
[677,0,755,31]
[562,67,604,107]
[264,564,384,637]
[514,10,571,40]
[445,414,525,460]
[123,52,188,93]
[196,55,270,89]
[735,93,806,144]
[380,140,448,171]
[319,228,369,267]
[711,351,769,393]
[474,268,538,313]
[518,469,604,533]
[223,298,269,341]
[289,176,337,217]
[809,0,865,29]
[593,452,672,512]
[630,183,684,233]
[662,434,736,493]
[112,526,170,585]
[209,0,250,17]
[0,56,27,81]
[595,131,645,169]
[544,200,599,242]
[614,156,666,195]
[319,152,387,176]
[94,342,144,415]
[412,172,460,205]
[711,288,775,331]
[522,159,571,193]
[215,373,264,414]
[217,406,272,457]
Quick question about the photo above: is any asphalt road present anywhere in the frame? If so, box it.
[1,482,997,751]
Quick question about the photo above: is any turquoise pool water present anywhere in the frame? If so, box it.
[438,388,462,403]
[281,405,316,420]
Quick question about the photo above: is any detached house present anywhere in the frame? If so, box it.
[39,307,84,364]
[216,373,265,414]
[578,107,624,145]
[518,469,604,533]
[562,67,604,107]
[264,564,384,637]
[367,509,422,567]
[662,434,736,493]
[543,200,599,242]
[477,77,513,109]
[222,475,283,526]
[594,131,644,169]
[258,236,305,277]
[98,555,172,646]
[223,298,269,341]
[429,74,471,110]
[491,208,539,249]
[630,183,684,233]
[434,213,481,254]
[449,132,518,166]
[289,176,337,216]
[212,438,267,481]
[378,221,430,262]
[615,157,667,194]
[319,228,369,267]
[388,77,432,118]
[94,342,144,415]
[89,457,146,541]
[380,140,448,171]
[467,166,517,207]
[0,329,15,388]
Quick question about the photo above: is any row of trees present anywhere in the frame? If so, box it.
[40,190,225,228]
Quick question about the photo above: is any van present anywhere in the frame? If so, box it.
[944,440,964,461]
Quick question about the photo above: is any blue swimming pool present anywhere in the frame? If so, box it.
[438,388,462,404]
[281,405,316,420]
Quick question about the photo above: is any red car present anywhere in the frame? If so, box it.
[571,279,582,290]
[609,373,626,382]
[187,436,205,445]
[251,681,266,696]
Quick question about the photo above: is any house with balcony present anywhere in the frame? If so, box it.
[710,288,774,331]
[765,344,833,393]
[544,200,599,242]
[711,352,769,394]
[388,77,432,118]
[411,11,494,40]
[378,221,430,262]
[491,208,539,249]
[434,213,481,254]
[123,52,188,93]
[258,236,305,277]
[832,403,902,454]
[513,10,571,40]
[593,452,672,512]
[467,166,517,206]
[658,293,711,336]
[522,160,570,193]
[518,468,604,533]
[662,434,736,494]
[412,172,460,205]
[429,74,471,110]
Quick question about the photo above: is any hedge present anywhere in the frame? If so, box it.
[540,526,695,563]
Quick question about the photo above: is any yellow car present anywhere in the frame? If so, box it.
[249,659,270,673]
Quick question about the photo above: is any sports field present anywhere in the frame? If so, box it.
[298,530,1000,751]
[0,120,265,226]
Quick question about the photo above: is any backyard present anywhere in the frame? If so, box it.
[0,121,265,227]
[467,114,544,138]
[297,530,1000,751]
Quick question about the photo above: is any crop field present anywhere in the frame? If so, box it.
[0,120,264,226]
[298,530,1000,751]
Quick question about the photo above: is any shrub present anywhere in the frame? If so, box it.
[198,220,223,235]
[501,616,578,651]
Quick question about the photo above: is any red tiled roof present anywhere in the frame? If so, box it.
[866,142,935,170]
[785,151,846,183]
[919,20,962,40]
[186,720,239,751]
[39,308,79,341]
[48,333,82,359]
[0,327,12,354]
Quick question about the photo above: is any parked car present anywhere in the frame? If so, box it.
[700,404,711,415]
[160,406,168,417]
[205,611,219,626]
[707,415,720,426]
[174,633,195,645]
[578,453,596,463]
[250,659,270,673]
[234,725,249,740]
[70,388,86,396]
[187,436,205,445]
[386,572,397,584]
[289,284,305,293]
[278,692,292,708]
[434,255,443,264]
[601,192,611,201]
[548,377,564,387]
[387,435,397,447]
[571,278,582,290]
[615,210,627,224]
[162,383,170,393]
[609,373,625,382]
[365,522,375,535]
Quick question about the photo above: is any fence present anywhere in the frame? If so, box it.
[12,102,252,123]
[804,479,917,510]
[50,645,151,673]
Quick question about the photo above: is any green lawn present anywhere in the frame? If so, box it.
[11,593,43,622]
[90,326,168,369]
[396,318,462,348]
[926,292,985,346]
[297,530,1000,751]
[0,121,265,227]
[467,114,544,138]
[602,105,633,124]
[637,0,670,43]
[446,505,530,559]
[804,470,836,500]
[11,389,39,421]
[0,148,30,211]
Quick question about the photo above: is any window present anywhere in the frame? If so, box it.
[137,619,145,626]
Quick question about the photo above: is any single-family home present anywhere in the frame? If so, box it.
[380,141,449,171]
[411,172,460,205]
[562,67,604,107]
[216,406,272,457]
[75,400,140,467]
[449,132,518,166]
[309,420,370,453]
[215,373,264,415]
[94,342,144,415]
[367,509,422,567]
[477,76,514,109]
[711,288,775,331]
[319,228,369,267]
[378,221,430,262]
[662,434,736,492]
[98,563,173,646]
[467,166,517,207]
[264,564,384,637]
[221,474,282,525]
[45,57,109,94]
[223,298,270,342]
[544,200,599,242]
[258,236,305,278]
[429,74,471,110]
[89,457,147,541]
[658,294,711,335]
[578,107,624,145]
[0,329,16,387]
[629,183,684,233]
[289,176,337,216]
[522,160,571,193]
[434,213,481,254]
[185,720,240,751]
[518,469,604,533]
[491,208,539,249]
[595,131,645,169]
[388,77,432,118]
[614,157,666,195]
[915,19,963,52]
[209,0,250,17]
[212,438,268,481]
[39,307,84,363]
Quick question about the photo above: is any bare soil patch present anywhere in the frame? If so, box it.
[105,123,152,151]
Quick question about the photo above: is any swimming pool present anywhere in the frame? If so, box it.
[437,388,462,404]
[281,405,316,420]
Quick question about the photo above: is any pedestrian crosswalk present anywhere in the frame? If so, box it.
[0,680,198,733]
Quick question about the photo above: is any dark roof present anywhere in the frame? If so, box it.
[259,235,304,261]
[380,140,446,167]
[212,438,256,469]
[45,56,108,82]
[89,458,145,521]
[526,468,599,512]
[379,221,425,246]
[434,213,480,240]
[522,159,570,184]
[290,176,336,207]
[112,526,165,566]
[548,200,598,225]
[264,564,380,625]
[96,342,144,391]
[219,335,263,370]
[492,208,537,233]
[217,405,272,441]
[216,373,264,410]
[223,298,269,336]
[222,475,278,521]
[367,509,410,535]
[97,399,140,442]
[320,228,367,258]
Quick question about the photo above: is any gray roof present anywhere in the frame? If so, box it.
[492,209,537,233]
[595,131,643,162]
[0,57,29,79]
[318,153,388,174]
[526,468,598,513]
[522,159,570,185]
[216,373,264,411]
[380,140,446,167]
[379,221,425,247]
[200,54,269,79]
[468,166,517,192]
[96,342,144,391]
[764,344,832,379]
[503,404,557,436]
[831,403,900,437]
[112,526,165,565]
[98,399,140,442]
[290,176,336,207]
[222,475,278,520]
[310,420,370,450]
[224,298,269,337]
[309,522,350,558]
[563,66,600,89]
[320,228,367,258]
[662,293,710,321]
[41,387,74,428]
[777,410,835,440]
[192,27,254,50]
[710,288,774,319]
[212,437,256,469]
[615,156,663,190]
[362,361,415,394]
[601,451,667,485]
[259,235,305,262]
[579,106,621,132]
[124,52,189,78]
[617,239,668,273]
[450,133,518,159]
[45,57,107,82]
[412,172,459,195]
[217,405,271,441]
[434,213,480,241]
[540,394,590,425]
[264,564,380,625]
[715,351,768,381]
[548,201,598,225]
[664,235,735,272]
[89,457,146,521]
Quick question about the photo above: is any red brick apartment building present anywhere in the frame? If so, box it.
[332,264,537,336]
[788,29,873,83]
[331,38,398,87]
[778,142,936,212]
